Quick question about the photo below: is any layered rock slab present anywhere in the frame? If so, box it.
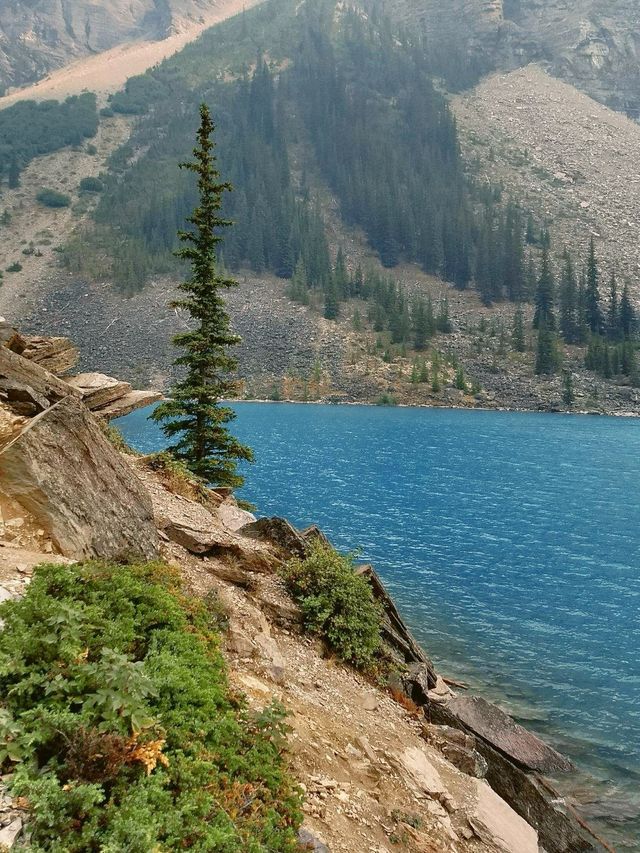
[0,396,158,560]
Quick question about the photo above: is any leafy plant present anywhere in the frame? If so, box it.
[0,560,302,851]
[282,542,383,669]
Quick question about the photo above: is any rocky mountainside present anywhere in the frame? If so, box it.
[393,0,640,115]
[0,0,224,92]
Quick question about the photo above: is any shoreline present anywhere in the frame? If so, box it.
[228,396,640,419]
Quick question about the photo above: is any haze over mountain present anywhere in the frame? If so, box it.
[0,0,229,92]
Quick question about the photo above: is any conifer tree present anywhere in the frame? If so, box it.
[151,104,253,488]
[559,249,578,343]
[413,297,429,350]
[619,282,635,340]
[511,306,526,353]
[533,246,555,330]
[535,321,559,375]
[562,370,575,407]
[585,237,604,335]
[607,269,619,340]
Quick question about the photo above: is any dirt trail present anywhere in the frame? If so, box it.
[0,0,264,110]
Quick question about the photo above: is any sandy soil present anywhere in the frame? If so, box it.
[0,0,264,110]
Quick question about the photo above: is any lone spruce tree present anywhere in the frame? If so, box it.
[151,104,253,488]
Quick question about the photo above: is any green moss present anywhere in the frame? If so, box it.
[0,560,302,851]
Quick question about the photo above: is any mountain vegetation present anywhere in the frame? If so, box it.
[0,94,98,187]
[0,560,302,851]
[151,104,253,489]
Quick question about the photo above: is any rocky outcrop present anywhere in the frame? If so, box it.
[447,695,574,773]
[0,395,158,560]
[392,0,640,114]
[0,0,234,92]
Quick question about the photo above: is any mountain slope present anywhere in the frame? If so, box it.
[0,0,235,92]
[389,0,640,115]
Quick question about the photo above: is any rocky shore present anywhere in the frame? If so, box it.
[0,320,620,851]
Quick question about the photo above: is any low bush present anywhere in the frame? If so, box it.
[6,262,22,272]
[79,176,104,193]
[0,560,302,851]
[281,542,383,670]
[36,188,72,208]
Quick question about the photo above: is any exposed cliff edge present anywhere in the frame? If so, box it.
[391,0,640,116]
[0,322,613,852]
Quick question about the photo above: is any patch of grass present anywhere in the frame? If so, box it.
[281,542,383,670]
[0,560,302,851]
[143,451,217,506]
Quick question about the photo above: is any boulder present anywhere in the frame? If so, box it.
[298,828,330,852]
[300,524,332,549]
[20,335,79,375]
[428,702,603,852]
[0,817,23,850]
[447,696,574,773]
[0,396,158,560]
[468,780,538,853]
[95,389,163,420]
[217,499,256,531]
[240,516,309,557]
[67,373,132,410]
[0,321,26,353]
[423,724,487,778]
[392,746,446,797]
[404,661,438,703]
[163,520,274,572]
[0,345,79,406]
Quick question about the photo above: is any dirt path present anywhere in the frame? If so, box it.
[0,0,264,110]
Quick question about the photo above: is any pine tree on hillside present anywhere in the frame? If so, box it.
[585,237,604,335]
[607,269,619,341]
[559,249,578,343]
[535,321,559,375]
[511,306,526,352]
[533,246,555,330]
[620,282,636,339]
[151,104,253,488]
[413,297,429,350]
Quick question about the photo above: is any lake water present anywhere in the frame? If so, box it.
[117,403,640,849]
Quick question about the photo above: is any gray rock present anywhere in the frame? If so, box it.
[447,696,574,773]
[0,396,159,561]
[298,827,330,852]
[404,661,437,703]
[0,816,22,849]
[240,517,308,558]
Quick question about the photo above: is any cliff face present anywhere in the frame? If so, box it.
[0,0,218,91]
[394,0,640,114]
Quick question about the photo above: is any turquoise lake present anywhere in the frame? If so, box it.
[117,403,640,848]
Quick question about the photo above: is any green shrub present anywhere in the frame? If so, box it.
[282,543,383,669]
[0,561,302,851]
[6,262,22,272]
[36,188,72,208]
[375,393,397,406]
[79,176,104,193]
